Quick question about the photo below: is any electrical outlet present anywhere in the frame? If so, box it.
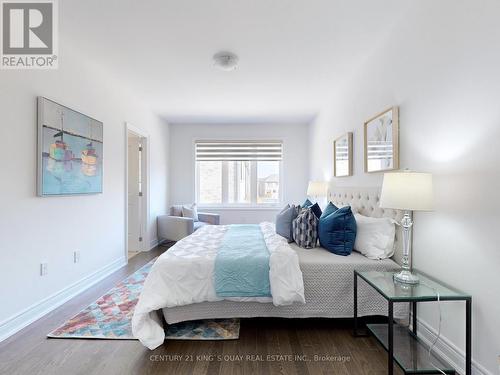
[40,262,48,276]
[74,250,80,263]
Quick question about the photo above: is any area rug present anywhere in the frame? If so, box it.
[47,257,240,340]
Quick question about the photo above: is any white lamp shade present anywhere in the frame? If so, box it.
[307,181,328,197]
[380,172,433,211]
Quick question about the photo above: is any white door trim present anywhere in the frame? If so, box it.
[124,122,150,260]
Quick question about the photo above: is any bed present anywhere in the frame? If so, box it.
[133,187,407,349]
[162,245,399,322]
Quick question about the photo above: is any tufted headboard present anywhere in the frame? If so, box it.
[328,187,405,265]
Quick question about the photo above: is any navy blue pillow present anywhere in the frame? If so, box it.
[318,206,357,256]
[310,202,322,219]
[302,198,313,208]
[320,202,338,218]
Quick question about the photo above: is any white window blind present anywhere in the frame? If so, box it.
[195,141,283,161]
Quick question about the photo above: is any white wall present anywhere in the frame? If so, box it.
[169,122,309,224]
[0,42,170,334]
[308,1,500,373]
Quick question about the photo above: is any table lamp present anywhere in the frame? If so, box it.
[379,171,433,284]
[307,181,328,202]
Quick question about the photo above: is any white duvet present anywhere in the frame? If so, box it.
[132,222,305,349]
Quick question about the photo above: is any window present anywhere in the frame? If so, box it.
[196,141,282,206]
[227,161,251,204]
[197,161,222,204]
[257,160,280,203]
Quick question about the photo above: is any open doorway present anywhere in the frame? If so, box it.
[125,124,149,261]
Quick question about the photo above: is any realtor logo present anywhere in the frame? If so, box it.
[1,0,58,69]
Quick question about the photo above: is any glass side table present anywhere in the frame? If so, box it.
[354,270,472,375]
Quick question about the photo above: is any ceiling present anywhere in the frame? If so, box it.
[62,0,411,123]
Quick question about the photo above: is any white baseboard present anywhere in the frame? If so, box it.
[414,316,491,375]
[0,256,127,343]
[149,237,159,250]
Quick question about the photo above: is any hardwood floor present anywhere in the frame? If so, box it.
[128,251,140,259]
[0,246,401,375]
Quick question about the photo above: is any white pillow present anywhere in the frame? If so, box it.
[182,203,199,222]
[354,214,396,260]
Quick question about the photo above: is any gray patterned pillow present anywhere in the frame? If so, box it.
[292,207,318,248]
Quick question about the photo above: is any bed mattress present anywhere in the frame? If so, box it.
[163,243,405,323]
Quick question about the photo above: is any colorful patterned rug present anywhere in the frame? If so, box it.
[47,257,240,340]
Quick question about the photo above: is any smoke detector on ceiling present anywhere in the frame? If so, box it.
[213,51,239,71]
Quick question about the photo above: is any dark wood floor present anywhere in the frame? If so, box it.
[0,246,401,375]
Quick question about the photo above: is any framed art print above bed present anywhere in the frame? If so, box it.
[37,97,103,196]
[364,107,399,173]
[333,132,353,177]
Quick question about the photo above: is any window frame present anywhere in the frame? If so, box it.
[194,139,284,209]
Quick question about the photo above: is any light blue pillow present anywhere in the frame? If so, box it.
[318,206,357,256]
[303,199,313,208]
[276,204,299,242]
[321,202,338,218]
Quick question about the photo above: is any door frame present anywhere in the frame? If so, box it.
[124,122,150,260]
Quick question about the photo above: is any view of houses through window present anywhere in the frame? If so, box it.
[197,160,281,205]
[257,161,280,203]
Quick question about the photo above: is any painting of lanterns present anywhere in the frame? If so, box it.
[37,97,103,196]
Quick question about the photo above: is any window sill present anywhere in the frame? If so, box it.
[197,205,282,211]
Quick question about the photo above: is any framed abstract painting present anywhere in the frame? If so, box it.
[333,132,353,177]
[364,107,399,173]
[37,97,103,196]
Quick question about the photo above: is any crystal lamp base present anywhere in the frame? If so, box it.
[393,269,420,284]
